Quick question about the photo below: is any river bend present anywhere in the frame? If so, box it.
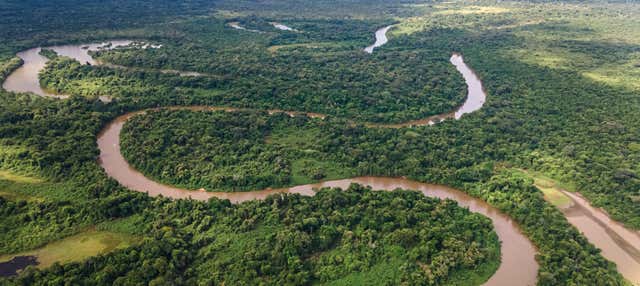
[364,25,393,54]
[2,41,133,101]
[2,41,539,284]
[94,54,540,285]
[2,29,638,284]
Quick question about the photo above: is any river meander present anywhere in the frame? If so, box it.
[2,41,133,101]
[364,25,393,54]
[4,33,638,285]
[93,53,540,285]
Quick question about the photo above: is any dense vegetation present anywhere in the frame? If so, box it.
[0,93,152,253]
[1,0,639,285]
[38,16,467,123]
[120,107,628,285]
[121,110,356,191]
[0,0,221,59]
[0,58,22,82]
[9,186,500,285]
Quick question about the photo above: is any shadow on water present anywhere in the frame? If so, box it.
[0,256,38,277]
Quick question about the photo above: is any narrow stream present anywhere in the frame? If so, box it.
[270,22,297,31]
[378,54,485,128]
[228,22,262,33]
[364,25,393,54]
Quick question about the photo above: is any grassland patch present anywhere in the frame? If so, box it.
[0,229,140,269]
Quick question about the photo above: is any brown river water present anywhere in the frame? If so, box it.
[1,40,199,100]
[3,36,639,284]
[1,41,133,102]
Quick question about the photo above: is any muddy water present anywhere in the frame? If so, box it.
[2,41,132,101]
[364,25,393,54]
[559,190,640,285]
[0,256,38,277]
[1,29,634,286]
[98,142,539,286]
[1,41,207,100]
[2,48,62,98]
[98,53,486,194]
[3,38,532,284]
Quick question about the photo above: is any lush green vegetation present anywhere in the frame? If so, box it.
[120,107,628,285]
[0,229,139,270]
[0,93,149,254]
[8,186,499,285]
[0,0,221,60]
[121,110,356,191]
[39,16,467,123]
[0,57,22,82]
[1,0,639,285]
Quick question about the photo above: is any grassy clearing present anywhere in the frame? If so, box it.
[0,170,42,184]
[0,170,44,202]
[268,125,355,185]
[515,169,574,209]
[96,215,146,235]
[534,178,573,209]
[433,5,511,15]
[583,64,640,91]
[290,158,354,185]
[506,48,577,70]
[0,175,91,203]
[267,42,339,52]
[0,229,140,269]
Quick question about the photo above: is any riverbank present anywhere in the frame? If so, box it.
[522,170,640,285]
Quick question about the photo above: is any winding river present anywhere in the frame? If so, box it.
[270,22,297,31]
[228,22,263,33]
[364,25,393,54]
[3,32,638,285]
[93,54,541,285]
[2,41,132,101]
[378,54,485,128]
[1,41,203,98]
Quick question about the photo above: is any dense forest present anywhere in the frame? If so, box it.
[0,0,639,285]
[9,186,500,285]
[38,16,467,123]
[120,110,356,191]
